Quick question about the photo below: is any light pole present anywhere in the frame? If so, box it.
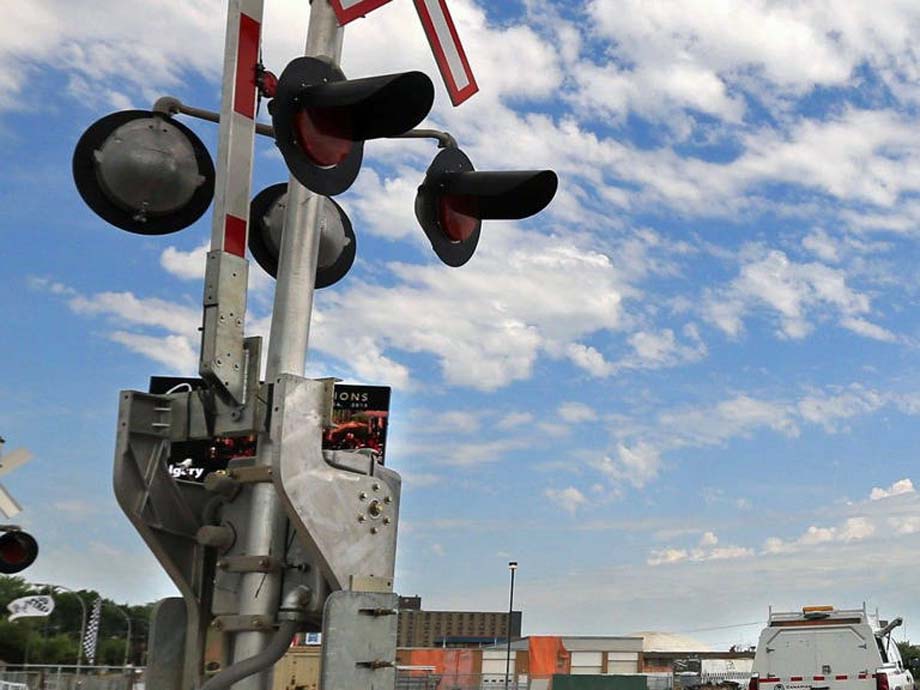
[34,583,86,674]
[105,603,132,667]
[504,561,518,690]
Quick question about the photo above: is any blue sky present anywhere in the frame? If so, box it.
[3,0,920,649]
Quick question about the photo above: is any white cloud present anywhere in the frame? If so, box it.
[888,516,920,535]
[699,531,719,548]
[870,479,916,501]
[545,486,588,515]
[558,402,597,423]
[764,516,876,554]
[160,241,209,280]
[647,548,689,566]
[704,248,873,341]
[497,412,534,430]
[797,386,886,433]
[594,442,662,489]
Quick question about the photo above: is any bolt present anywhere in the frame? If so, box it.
[383,517,391,525]
[233,363,240,371]
[359,492,368,501]
[383,496,392,504]
[252,617,263,629]
[368,501,382,518]
[372,483,380,492]
[230,409,242,421]
[216,359,223,367]
[213,619,224,630]
[358,514,366,523]
[217,559,228,569]
[371,527,379,535]
[259,557,271,570]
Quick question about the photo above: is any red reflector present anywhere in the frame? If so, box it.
[814,677,826,681]
[437,194,479,242]
[836,676,848,681]
[876,674,889,690]
[294,106,353,167]
[791,677,803,681]
[749,677,759,690]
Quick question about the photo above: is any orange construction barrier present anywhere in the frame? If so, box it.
[528,636,571,678]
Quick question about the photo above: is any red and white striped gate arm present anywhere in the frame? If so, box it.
[412,0,478,106]
[329,0,394,24]
[210,0,264,255]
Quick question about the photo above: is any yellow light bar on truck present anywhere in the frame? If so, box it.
[803,606,835,612]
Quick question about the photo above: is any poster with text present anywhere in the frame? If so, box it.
[322,384,391,465]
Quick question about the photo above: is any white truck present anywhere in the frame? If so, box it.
[750,607,913,690]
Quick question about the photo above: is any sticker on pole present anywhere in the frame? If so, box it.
[330,0,394,25]
[413,0,478,106]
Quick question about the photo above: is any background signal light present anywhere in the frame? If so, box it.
[72,110,215,235]
[249,183,356,289]
[0,529,38,574]
[271,56,434,196]
[415,147,558,267]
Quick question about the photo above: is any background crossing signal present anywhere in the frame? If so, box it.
[270,57,434,196]
[72,111,215,235]
[0,528,38,574]
[249,184,357,288]
[415,148,558,266]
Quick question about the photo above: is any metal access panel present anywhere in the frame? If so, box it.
[270,375,402,591]
[321,590,399,690]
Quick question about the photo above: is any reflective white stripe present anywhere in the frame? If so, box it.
[418,0,469,91]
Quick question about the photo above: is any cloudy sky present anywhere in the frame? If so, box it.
[3,0,920,648]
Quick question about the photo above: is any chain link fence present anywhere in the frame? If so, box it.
[0,666,142,690]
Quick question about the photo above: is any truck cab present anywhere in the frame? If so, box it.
[750,607,913,690]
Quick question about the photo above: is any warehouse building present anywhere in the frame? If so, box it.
[396,598,523,647]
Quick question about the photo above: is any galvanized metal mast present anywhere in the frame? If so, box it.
[229,3,343,690]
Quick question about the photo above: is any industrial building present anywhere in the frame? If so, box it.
[396,596,522,647]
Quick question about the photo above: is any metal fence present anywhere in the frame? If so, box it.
[394,672,682,690]
[0,666,142,690]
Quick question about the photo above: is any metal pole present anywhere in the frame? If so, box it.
[505,562,517,690]
[38,585,87,674]
[105,604,132,667]
[228,3,343,690]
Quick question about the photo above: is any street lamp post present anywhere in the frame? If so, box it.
[34,584,86,674]
[105,604,132,667]
[504,561,518,690]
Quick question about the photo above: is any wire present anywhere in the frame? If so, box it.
[164,382,193,394]
[675,621,765,634]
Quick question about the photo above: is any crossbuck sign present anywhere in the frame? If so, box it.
[329,0,479,105]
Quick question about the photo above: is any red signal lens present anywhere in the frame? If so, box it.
[294,107,353,167]
[437,195,479,242]
[0,535,27,564]
[877,674,889,690]
[748,677,759,690]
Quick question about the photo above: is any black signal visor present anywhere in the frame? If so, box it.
[436,170,558,220]
[301,71,434,141]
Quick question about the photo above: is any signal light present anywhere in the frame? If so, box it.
[249,184,356,289]
[0,528,38,574]
[270,57,434,196]
[73,110,215,235]
[414,147,558,267]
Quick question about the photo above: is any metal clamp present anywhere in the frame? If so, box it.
[211,614,275,632]
[216,555,281,573]
[226,465,273,483]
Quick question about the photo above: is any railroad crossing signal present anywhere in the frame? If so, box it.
[249,183,357,288]
[71,0,558,688]
[270,56,434,196]
[0,528,38,575]
[72,110,215,235]
[415,147,558,266]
